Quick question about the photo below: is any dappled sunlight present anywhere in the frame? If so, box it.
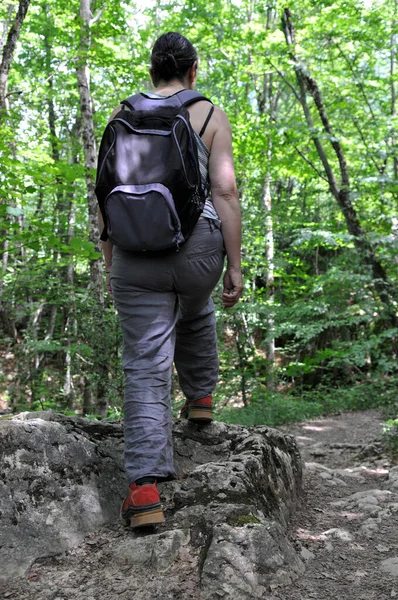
[343,466,389,476]
[360,467,389,476]
[302,425,333,432]
[296,528,327,542]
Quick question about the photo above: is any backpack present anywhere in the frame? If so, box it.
[95,90,213,253]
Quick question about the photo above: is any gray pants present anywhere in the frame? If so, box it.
[110,219,225,484]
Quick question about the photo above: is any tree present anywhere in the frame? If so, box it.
[0,0,30,113]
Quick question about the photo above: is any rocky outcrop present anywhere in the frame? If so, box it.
[0,412,304,599]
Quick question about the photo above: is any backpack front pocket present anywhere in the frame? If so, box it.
[105,184,184,251]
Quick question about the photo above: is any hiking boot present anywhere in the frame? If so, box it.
[121,482,165,529]
[180,395,213,423]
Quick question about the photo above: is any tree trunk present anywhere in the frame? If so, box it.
[235,320,247,406]
[76,0,103,310]
[257,8,279,391]
[77,0,107,417]
[263,158,275,392]
[0,0,30,323]
[0,0,30,113]
[391,0,398,182]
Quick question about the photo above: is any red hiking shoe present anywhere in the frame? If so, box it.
[121,482,165,529]
[180,395,213,423]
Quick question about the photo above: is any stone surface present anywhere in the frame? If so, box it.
[112,529,191,572]
[380,558,398,577]
[0,411,303,598]
[201,521,305,599]
[0,412,126,578]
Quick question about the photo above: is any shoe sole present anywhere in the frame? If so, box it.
[188,408,213,422]
[121,505,165,529]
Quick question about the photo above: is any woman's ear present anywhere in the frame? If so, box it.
[189,61,198,89]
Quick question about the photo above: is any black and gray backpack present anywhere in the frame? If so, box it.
[95,90,213,252]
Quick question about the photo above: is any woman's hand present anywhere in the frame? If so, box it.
[222,266,243,308]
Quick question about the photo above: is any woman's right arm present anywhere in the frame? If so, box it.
[208,108,243,308]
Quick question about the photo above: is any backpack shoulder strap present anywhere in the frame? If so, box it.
[120,90,213,112]
[120,93,142,111]
[177,90,212,107]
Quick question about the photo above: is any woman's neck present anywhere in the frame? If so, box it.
[154,78,191,96]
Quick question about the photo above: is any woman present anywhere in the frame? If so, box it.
[98,32,242,528]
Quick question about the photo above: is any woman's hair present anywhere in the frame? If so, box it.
[150,32,198,86]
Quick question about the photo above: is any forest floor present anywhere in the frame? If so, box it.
[3,408,398,600]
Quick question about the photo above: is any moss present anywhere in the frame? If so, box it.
[227,514,261,527]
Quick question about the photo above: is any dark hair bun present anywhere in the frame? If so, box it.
[150,32,197,86]
[152,52,179,80]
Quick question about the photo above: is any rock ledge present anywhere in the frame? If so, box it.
[0,412,304,599]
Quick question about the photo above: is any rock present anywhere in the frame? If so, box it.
[200,521,305,599]
[386,468,398,491]
[0,411,303,598]
[329,499,347,507]
[324,541,334,551]
[321,528,353,542]
[376,544,390,553]
[329,477,347,487]
[300,547,315,561]
[357,495,379,505]
[359,519,380,537]
[381,557,398,577]
[305,462,332,473]
[357,504,382,517]
[332,469,365,483]
[0,412,126,578]
[357,441,382,459]
[112,529,190,572]
[348,489,392,503]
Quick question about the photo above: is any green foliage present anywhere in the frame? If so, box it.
[1,0,398,421]
[218,378,398,428]
[383,418,398,456]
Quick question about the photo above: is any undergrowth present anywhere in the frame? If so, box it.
[215,377,398,428]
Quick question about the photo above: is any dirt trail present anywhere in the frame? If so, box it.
[278,409,398,600]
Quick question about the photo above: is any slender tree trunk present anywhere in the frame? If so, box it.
[0,239,9,302]
[235,320,247,406]
[257,7,279,391]
[0,0,30,335]
[0,0,30,113]
[77,0,107,416]
[76,0,103,309]
[263,152,275,392]
[391,0,398,182]
[44,22,78,409]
